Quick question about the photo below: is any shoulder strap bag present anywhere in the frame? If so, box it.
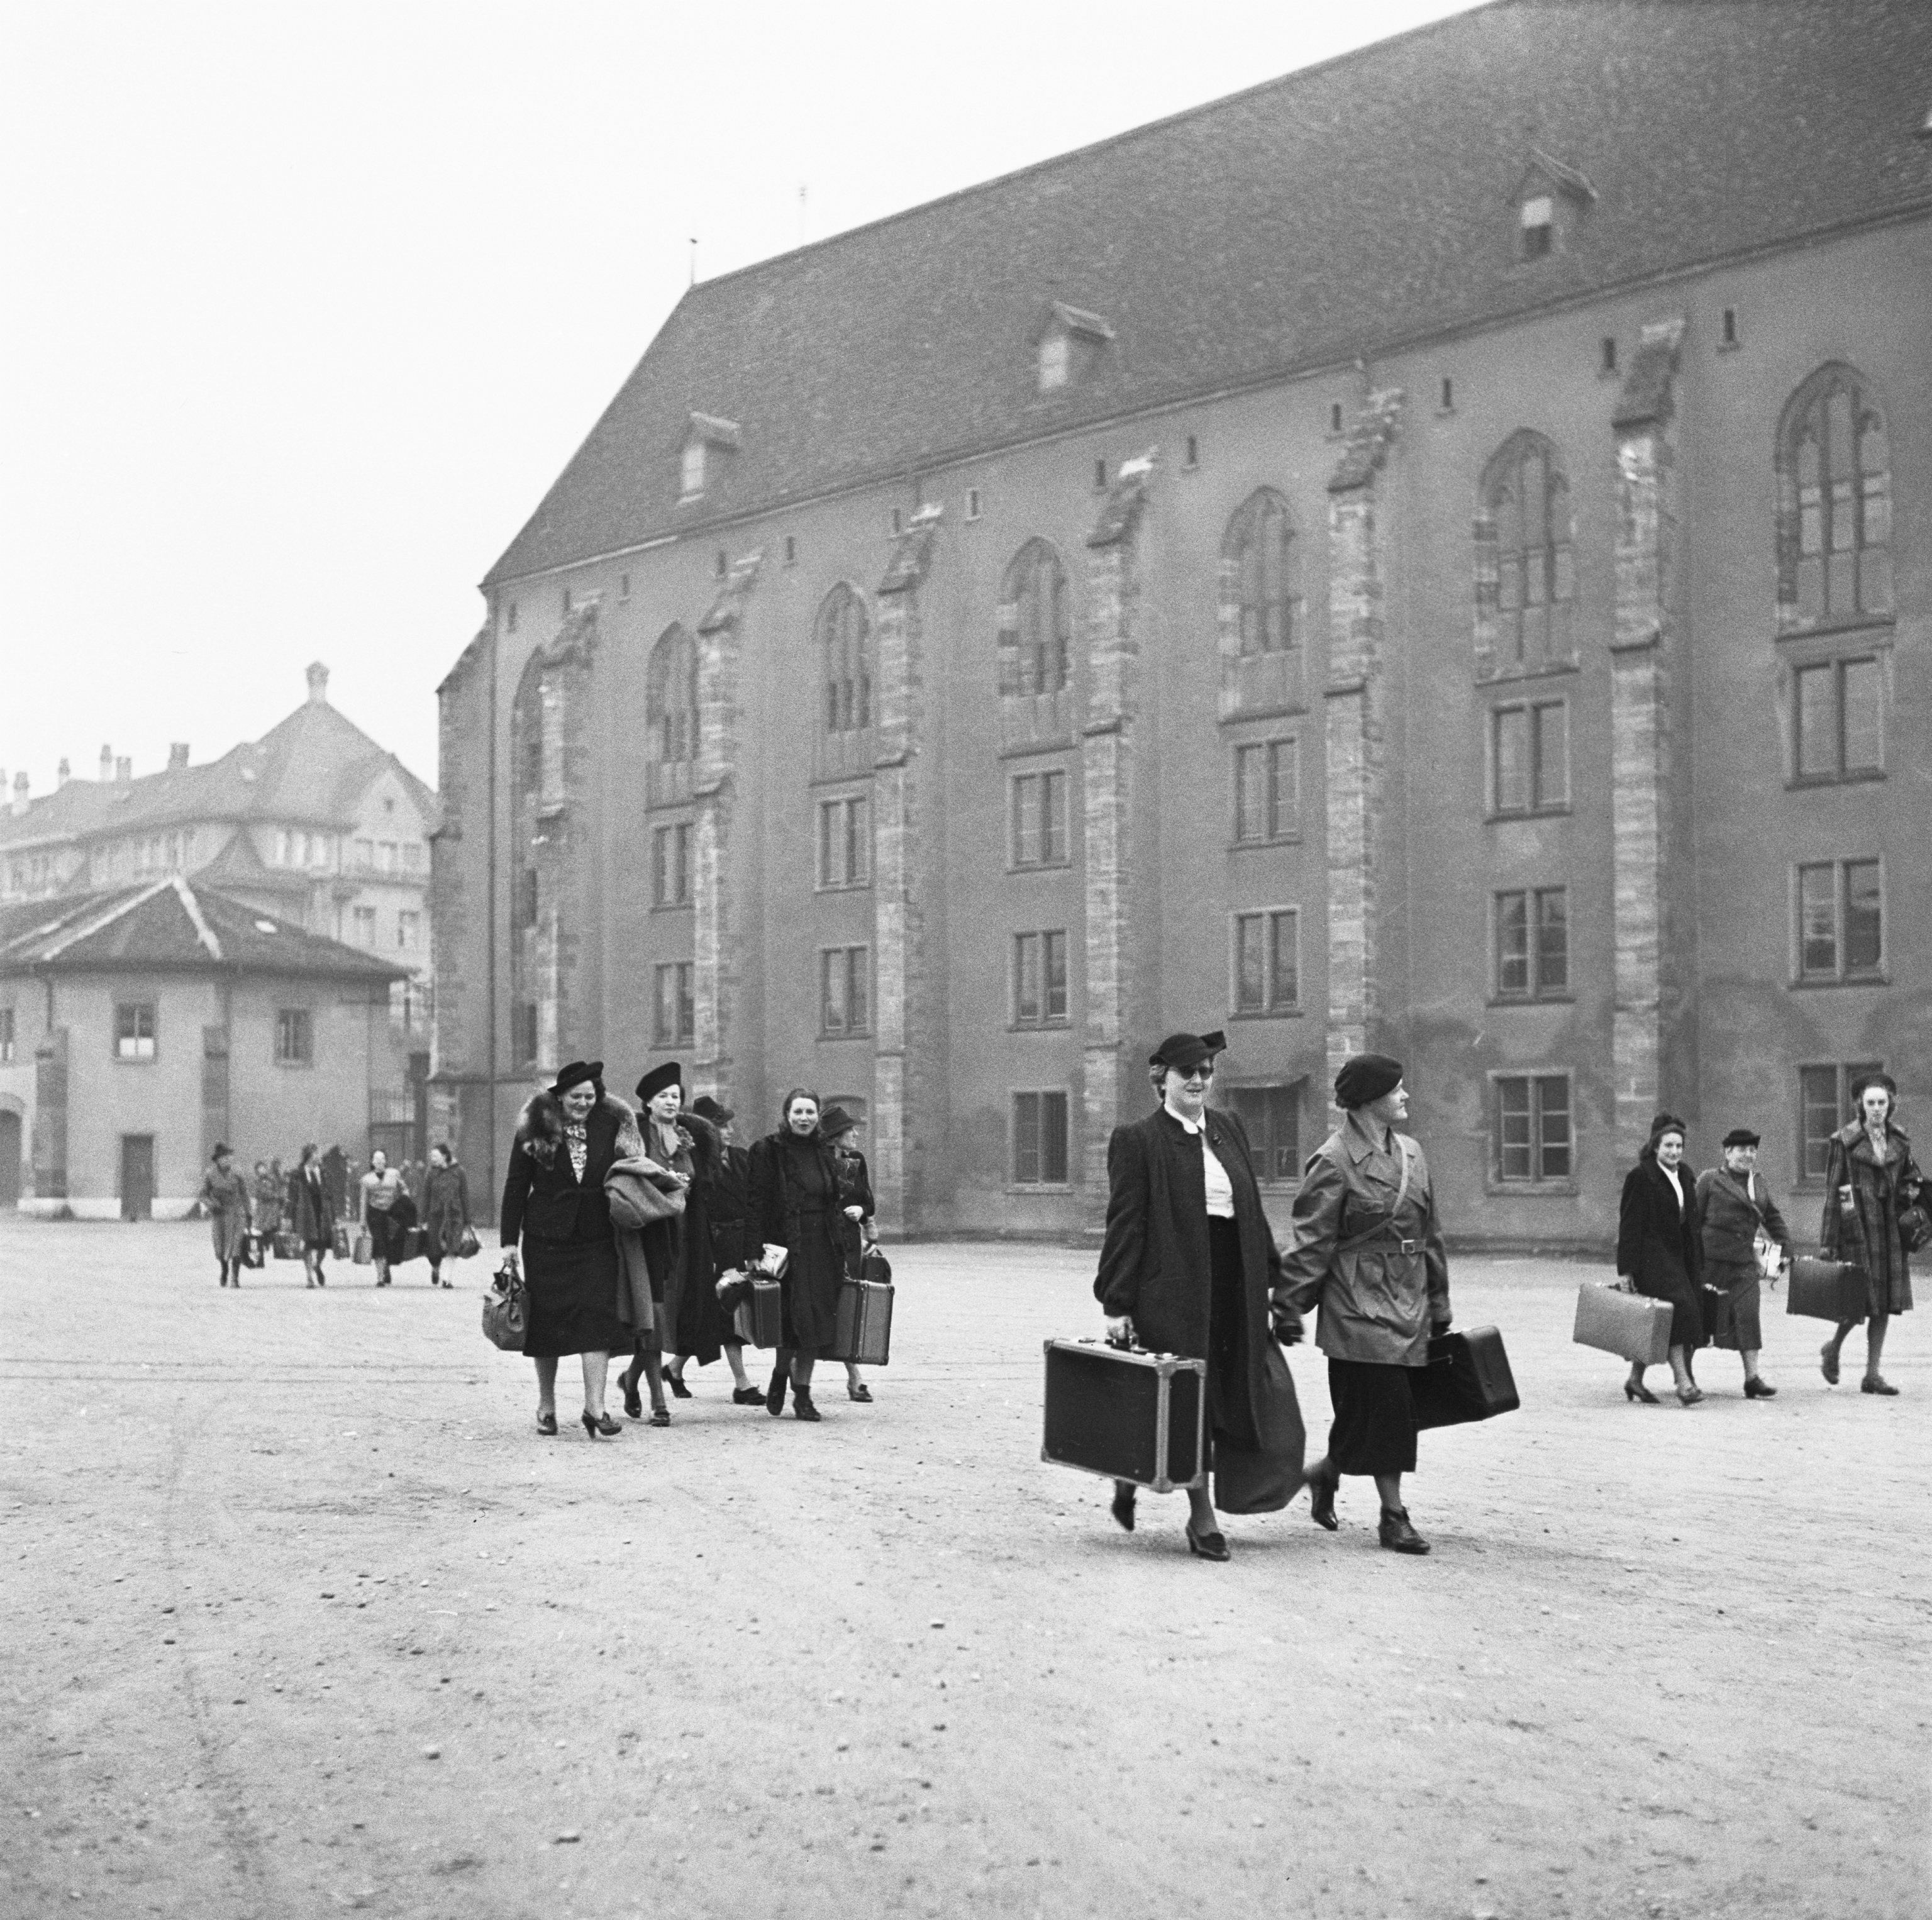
[1335,1135,1416,1256]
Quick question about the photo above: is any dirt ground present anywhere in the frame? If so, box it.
[1,1216,1925,1920]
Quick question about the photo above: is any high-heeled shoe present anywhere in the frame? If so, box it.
[792,1389,822,1423]
[619,1366,643,1421]
[580,1410,622,1438]
[665,1370,692,1399]
[1820,1342,1841,1385]
[1624,1377,1660,1405]
[1109,1481,1136,1532]
[1185,1522,1231,1562]
[536,1410,558,1436]
[1306,1465,1338,1531]
[1675,1382,1704,1406]
[650,1406,670,1426]
[847,1380,873,1402]
[765,1370,787,1416]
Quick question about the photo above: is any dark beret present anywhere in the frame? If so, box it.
[1150,1031,1227,1072]
[550,1060,602,1096]
[690,1094,734,1126]
[1721,1128,1761,1149]
[1334,1053,1403,1109]
[1850,1070,1897,1104]
[635,1062,683,1105]
[1648,1111,1687,1140]
[818,1105,862,1140]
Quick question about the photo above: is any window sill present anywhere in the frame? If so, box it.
[274,1060,315,1072]
[1789,975,1889,991]
[1787,770,1885,790]
[1487,995,1575,1009]
[1775,613,1896,643]
[1008,862,1075,877]
[1009,1021,1072,1034]
[997,735,1076,762]
[818,1031,875,1043]
[813,882,874,897]
[1485,806,1571,825]
[1218,703,1307,726]
[1228,1007,1304,1022]
[1475,657,1580,687]
[1230,835,1303,853]
[1484,1179,1579,1198]
[648,1040,696,1054]
[1006,1183,1074,1196]
[650,901,695,914]
[114,1056,159,1066]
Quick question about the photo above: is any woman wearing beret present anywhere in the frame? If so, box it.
[748,1088,852,1422]
[612,1063,692,1426]
[1694,1128,1789,1397]
[199,1144,254,1289]
[1819,1071,1921,1396]
[1278,1054,1450,1555]
[657,1081,757,1406]
[1094,1031,1305,1563]
[1616,1113,1706,1406]
[820,1104,878,1403]
[499,1060,636,1438]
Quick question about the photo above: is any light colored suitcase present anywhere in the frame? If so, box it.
[1572,1282,1673,1365]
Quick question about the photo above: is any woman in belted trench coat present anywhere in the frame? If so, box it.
[1277,1053,1451,1556]
[1094,1031,1306,1563]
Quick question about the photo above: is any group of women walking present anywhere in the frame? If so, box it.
[497,1061,877,1438]
[1613,1072,1921,1405]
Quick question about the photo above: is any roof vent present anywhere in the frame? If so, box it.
[115,757,131,784]
[1035,302,1115,394]
[306,662,330,706]
[57,758,70,785]
[99,745,113,783]
[168,743,189,770]
[11,772,28,818]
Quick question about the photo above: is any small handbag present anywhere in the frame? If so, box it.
[481,1262,528,1350]
[455,1224,482,1260]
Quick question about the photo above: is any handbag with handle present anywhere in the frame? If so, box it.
[482,1262,528,1351]
[455,1224,482,1260]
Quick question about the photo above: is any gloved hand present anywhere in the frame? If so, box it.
[1269,1299,1304,1346]
[1103,1314,1135,1348]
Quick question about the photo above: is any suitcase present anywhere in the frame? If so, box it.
[830,1277,893,1366]
[1786,1257,1866,1323]
[238,1232,267,1270]
[331,1223,352,1260]
[731,1274,784,1348]
[1041,1338,1206,1494]
[1413,1325,1519,1431]
[352,1230,373,1265]
[273,1229,304,1262]
[396,1226,425,1264]
[1573,1282,1674,1365]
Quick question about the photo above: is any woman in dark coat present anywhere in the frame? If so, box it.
[667,1095,762,1405]
[499,1060,636,1438]
[199,1145,254,1288]
[747,1088,850,1422]
[1616,1113,1705,1406]
[421,1143,472,1289]
[820,1104,877,1403]
[1694,1126,1790,1397]
[1096,1031,1306,1562]
[252,1160,283,1237]
[287,1143,331,1289]
[1819,1071,1921,1395]
[614,1062,692,1426]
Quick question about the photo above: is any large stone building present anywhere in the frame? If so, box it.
[433,0,1931,1245]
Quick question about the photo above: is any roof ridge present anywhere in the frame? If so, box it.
[38,879,173,962]
[174,874,225,962]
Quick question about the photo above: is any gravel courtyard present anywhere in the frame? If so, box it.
[1,1216,1924,1919]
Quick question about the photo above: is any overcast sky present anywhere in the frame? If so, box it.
[0,0,1477,799]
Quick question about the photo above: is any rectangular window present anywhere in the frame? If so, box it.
[396,911,420,953]
[0,1006,14,1063]
[1233,909,1298,1014]
[275,1009,313,1065]
[515,867,539,929]
[353,907,377,948]
[653,823,692,907]
[1797,860,1884,982]
[1013,930,1069,1027]
[1494,1074,1572,1182]
[402,841,423,872]
[653,963,695,1046]
[377,841,397,874]
[1495,887,1568,997]
[680,442,706,499]
[1226,1084,1301,1184]
[1795,657,1884,781]
[1013,1090,1070,1185]
[1799,1060,1885,1180]
[1233,739,1298,844]
[353,838,374,872]
[816,797,871,891]
[820,946,872,1036]
[1011,770,1069,870]
[1492,701,1568,814]
[275,831,291,866]
[115,1002,156,1062]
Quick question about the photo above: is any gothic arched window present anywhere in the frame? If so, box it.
[1224,490,1296,656]
[1478,431,1574,671]
[1778,364,1892,630]
[647,625,699,766]
[817,584,872,735]
[997,540,1070,697]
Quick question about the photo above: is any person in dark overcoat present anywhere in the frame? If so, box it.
[421,1143,472,1288]
[1094,1031,1306,1562]
[1277,1053,1451,1556]
[1616,1113,1706,1406]
[1694,1126,1790,1397]
[320,1145,348,1223]
[287,1143,331,1289]
[199,1145,254,1288]
[820,1104,878,1403]
[1819,1071,1921,1395]
[499,1060,638,1438]
[614,1062,695,1425]
[676,1096,762,1405]
[252,1160,283,1237]
[747,1088,850,1422]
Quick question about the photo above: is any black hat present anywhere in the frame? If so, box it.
[1334,1053,1403,1110]
[1721,1128,1761,1149]
[691,1094,734,1126]
[1150,1031,1227,1073]
[635,1062,683,1106]
[1850,1070,1897,1104]
[1648,1111,1687,1140]
[211,1142,233,1160]
[550,1060,602,1097]
[818,1104,863,1140]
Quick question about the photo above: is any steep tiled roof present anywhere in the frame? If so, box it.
[484,0,1932,587]
[192,828,313,896]
[0,877,407,982]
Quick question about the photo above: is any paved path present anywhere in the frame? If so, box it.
[1,1218,1924,1919]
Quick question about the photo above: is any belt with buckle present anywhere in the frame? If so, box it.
[1397,1237,1419,1256]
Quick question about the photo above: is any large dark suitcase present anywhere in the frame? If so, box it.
[272,1229,304,1262]
[732,1274,784,1348]
[1412,1326,1519,1431]
[830,1277,892,1365]
[1041,1339,1206,1493]
[1787,1257,1866,1323]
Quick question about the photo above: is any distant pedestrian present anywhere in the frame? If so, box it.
[199,1145,254,1289]
[1819,1072,1922,1396]
[288,1144,331,1287]
[252,1159,283,1236]
[421,1143,472,1289]
[358,1148,414,1287]
[748,1089,848,1422]
[1616,1114,1706,1406]
[1280,1053,1448,1556]
[1694,1128,1790,1398]
[819,1104,876,1403]
[321,1145,348,1223]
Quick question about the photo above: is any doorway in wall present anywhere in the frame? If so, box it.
[0,1110,19,1207]
[121,1135,155,1220]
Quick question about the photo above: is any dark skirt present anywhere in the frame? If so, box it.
[1706,1262,1763,1351]
[672,1190,736,1364]
[1204,1216,1246,1451]
[1635,1266,1705,1350]
[780,1208,846,1355]
[1326,1358,1423,1477]
[523,1233,626,1359]
[367,1196,418,1263]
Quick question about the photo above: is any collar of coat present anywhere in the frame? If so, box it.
[516,1089,641,1166]
[1834,1119,1909,1160]
[1340,1110,1404,1165]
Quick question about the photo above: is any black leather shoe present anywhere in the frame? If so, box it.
[536,1411,558,1436]
[649,1406,670,1427]
[1185,1523,1231,1563]
[1862,1375,1899,1396]
[792,1390,822,1423]
[1109,1482,1136,1533]
[666,1371,692,1399]
[1307,1467,1338,1532]
[1743,1376,1777,1399]
[581,1410,622,1438]
[765,1370,787,1416]
[619,1367,643,1420]
[1820,1342,1841,1385]
[731,1386,765,1406]
[1378,1506,1430,1555]
[847,1380,873,1402]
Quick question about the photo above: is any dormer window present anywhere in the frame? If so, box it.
[1033,302,1114,396]
[1511,152,1595,263]
[677,411,741,504]
[1038,335,1070,391]
[1519,195,1554,258]
[680,441,707,499]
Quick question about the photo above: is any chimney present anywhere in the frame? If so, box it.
[306,662,330,706]
[11,772,28,818]
[99,744,113,783]
[168,743,189,770]
[57,758,70,785]
[115,756,131,784]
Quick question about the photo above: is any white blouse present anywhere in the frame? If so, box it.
[1166,1102,1236,1218]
